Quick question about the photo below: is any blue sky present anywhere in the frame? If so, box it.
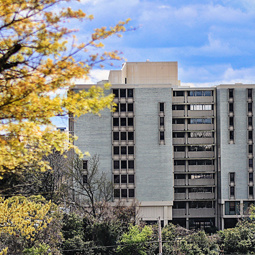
[53,0,255,127]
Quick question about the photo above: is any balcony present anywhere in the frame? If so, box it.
[187,151,215,158]
[188,179,215,186]
[172,110,185,117]
[187,138,214,144]
[188,208,215,217]
[187,124,214,131]
[174,165,186,172]
[174,193,186,200]
[187,96,214,104]
[173,124,185,131]
[173,138,186,145]
[174,152,186,158]
[188,165,215,172]
[172,209,186,217]
[188,193,215,200]
[172,96,185,103]
[174,179,186,186]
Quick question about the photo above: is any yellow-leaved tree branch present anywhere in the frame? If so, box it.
[0,0,130,176]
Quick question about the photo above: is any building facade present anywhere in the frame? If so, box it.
[70,61,255,230]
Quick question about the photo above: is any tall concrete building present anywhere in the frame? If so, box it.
[70,61,255,230]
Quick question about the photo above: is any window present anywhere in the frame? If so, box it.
[127,89,133,98]
[188,160,214,165]
[229,117,234,126]
[248,89,253,98]
[128,146,134,154]
[113,132,119,140]
[120,89,126,98]
[248,117,253,126]
[128,118,133,126]
[112,89,119,97]
[189,201,214,208]
[173,132,185,138]
[225,201,240,215]
[160,131,165,140]
[114,161,119,169]
[173,118,185,124]
[128,175,135,184]
[249,131,253,140]
[248,103,253,113]
[189,174,213,179]
[159,102,164,112]
[249,187,254,196]
[229,131,234,140]
[230,172,235,183]
[128,103,133,112]
[121,160,127,169]
[160,117,164,126]
[188,91,212,96]
[121,189,127,198]
[83,160,88,170]
[173,201,186,209]
[189,187,213,193]
[249,159,253,168]
[121,175,127,183]
[128,132,134,140]
[174,174,185,179]
[114,189,120,198]
[189,118,213,124]
[129,189,135,197]
[230,186,235,197]
[121,132,126,140]
[173,91,184,97]
[120,103,126,112]
[174,160,185,165]
[249,145,253,154]
[175,188,185,193]
[114,175,120,183]
[249,173,253,182]
[189,104,212,111]
[121,146,127,155]
[83,174,87,184]
[113,118,119,126]
[172,105,185,110]
[113,104,119,112]
[229,103,234,112]
[128,160,134,169]
[188,145,214,151]
[229,89,234,99]
[174,146,185,152]
[113,146,119,155]
[120,118,126,126]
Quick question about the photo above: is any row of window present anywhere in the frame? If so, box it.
[113,146,134,155]
[112,89,133,98]
[114,174,134,184]
[114,188,134,198]
[113,160,134,169]
[113,132,134,141]
[172,104,213,111]
[174,145,214,152]
[173,91,213,97]
[113,118,134,127]
[175,187,214,193]
[173,131,214,138]
[173,201,215,209]
[174,173,214,179]
[174,160,214,166]
[159,102,165,144]
[172,118,214,124]
[113,103,134,112]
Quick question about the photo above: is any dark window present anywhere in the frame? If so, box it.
[125,78,127,84]
[248,103,253,112]
[128,103,133,112]
[174,174,185,179]
[229,117,234,126]
[114,189,120,198]
[249,173,254,182]
[229,103,234,112]
[248,89,253,98]
[249,145,253,154]
[173,201,186,209]
[112,89,119,97]
[114,161,119,169]
[113,118,119,126]
[174,146,185,152]
[173,132,185,138]
[113,132,119,140]
[175,188,185,193]
[127,89,133,98]
[83,174,87,184]
[230,131,234,140]
[120,89,126,98]
[172,105,185,110]
[174,160,185,165]
[120,118,126,126]
[121,160,127,169]
[159,103,164,112]
[249,187,254,196]
[121,146,127,155]
[249,159,253,167]
[113,104,119,112]
[160,131,165,140]
[83,160,88,170]
[173,118,185,124]
[230,173,235,183]
[128,146,134,154]
[173,91,184,96]
[129,189,135,197]
[249,131,253,140]
[121,175,127,183]
[120,103,126,112]
[128,132,134,140]
[113,146,119,155]
[229,89,234,99]
[121,189,127,198]
[121,132,126,140]
[160,117,164,126]
[230,186,235,197]
[248,117,253,126]
[128,175,134,183]
[114,175,120,183]
[128,160,134,169]
[128,118,133,126]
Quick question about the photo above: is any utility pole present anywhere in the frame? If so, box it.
[158,217,162,255]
